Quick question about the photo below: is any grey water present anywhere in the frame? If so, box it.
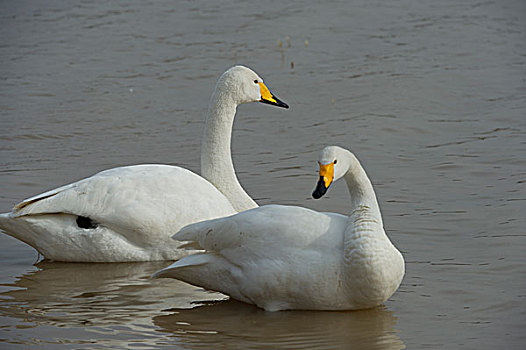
[1,0,525,348]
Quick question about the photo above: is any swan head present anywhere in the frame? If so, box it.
[217,66,289,108]
[312,146,354,199]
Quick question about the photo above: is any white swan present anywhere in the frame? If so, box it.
[0,66,288,262]
[154,146,405,311]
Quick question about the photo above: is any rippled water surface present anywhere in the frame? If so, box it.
[1,0,525,348]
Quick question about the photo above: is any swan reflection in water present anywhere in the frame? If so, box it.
[154,300,405,350]
[0,261,226,328]
[1,262,404,349]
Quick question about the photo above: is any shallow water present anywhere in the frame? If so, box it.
[1,0,525,348]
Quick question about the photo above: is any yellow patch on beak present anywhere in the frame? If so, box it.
[258,82,277,104]
[319,162,335,188]
[257,82,289,108]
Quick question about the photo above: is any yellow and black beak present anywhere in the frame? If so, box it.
[259,82,289,109]
[312,162,334,199]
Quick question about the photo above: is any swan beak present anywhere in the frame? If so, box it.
[259,82,289,109]
[312,162,334,199]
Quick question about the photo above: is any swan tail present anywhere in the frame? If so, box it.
[0,211,31,238]
[176,240,204,250]
[172,215,239,252]
[152,253,247,302]
[0,183,72,238]
[0,212,13,232]
[0,186,75,249]
[173,218,222,242]
[152,253,212,278]
[152,253,231,286]
[0,211,50,256]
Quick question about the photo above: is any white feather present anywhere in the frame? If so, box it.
[154,146,405,311]
[0,66,287,262]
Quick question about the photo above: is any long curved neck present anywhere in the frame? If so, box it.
[200,88,258,212]
[342,156,386,253]
[342,156,403,307]
[343,161,383,228]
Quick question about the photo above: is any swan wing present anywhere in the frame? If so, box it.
[155,205,348,309]
[10,165,235,233]
[175,205,347,259]
[0,165,237,261]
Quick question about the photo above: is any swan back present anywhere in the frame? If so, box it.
[155,205,350,310]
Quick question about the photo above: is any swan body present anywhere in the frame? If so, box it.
[154,146,405,311]
[0,66,288,262]
[0,166,236,262]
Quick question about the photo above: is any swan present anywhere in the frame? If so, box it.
[154,146,405,311]
[0,66,288,262]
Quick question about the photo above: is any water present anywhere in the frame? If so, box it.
[1,0,525,348]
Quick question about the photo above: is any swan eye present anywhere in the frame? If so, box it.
[334,160,338,164]
[253,80,258,84]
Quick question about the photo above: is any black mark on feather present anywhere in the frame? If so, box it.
[76,216,98,229]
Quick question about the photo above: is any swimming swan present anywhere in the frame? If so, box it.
[154,146,405,311]
[0,66,288,262]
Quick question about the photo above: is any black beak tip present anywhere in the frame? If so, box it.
[312,178,328,199]
[261,97,289,109]
[274,98,289,109]
[312,189,323,199]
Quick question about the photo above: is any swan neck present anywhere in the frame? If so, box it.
[341,159,404,306]
[200,90,258,212]
[343,160,383,228]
